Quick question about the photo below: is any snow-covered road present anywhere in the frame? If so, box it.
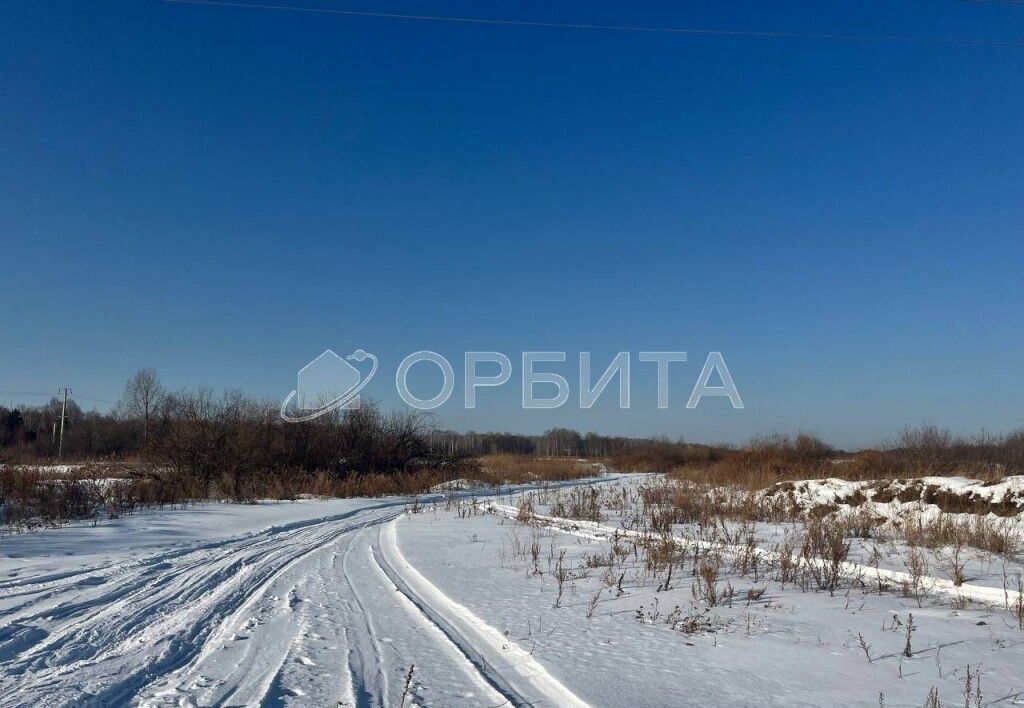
[5,473,1023,707]
[0,486,596,708]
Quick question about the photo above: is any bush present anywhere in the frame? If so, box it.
[146,392,433,501]
[611,440,726,473]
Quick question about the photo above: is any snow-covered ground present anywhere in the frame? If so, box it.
[1,474,1023,707]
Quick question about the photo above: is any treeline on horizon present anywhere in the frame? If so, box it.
[2,370,1023,491]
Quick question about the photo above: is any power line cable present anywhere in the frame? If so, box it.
[0,391,116,405]
[76,395,117,405]
[0,390,58,398]
[163,0,1024,48]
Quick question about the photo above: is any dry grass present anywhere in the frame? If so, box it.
[800,518,851,595]
[504,474,1023,617]
[311,470,448,498]
[550,487,602,522]
[1,453,608,530]
[663,427,1024,490]
[0,466,452,529]
[663,478,1022,559]
[611,442,723,473]
[492,478,1024,654]
[474,454,601,485]
[0,467,190,529]
[901,514,1021,557]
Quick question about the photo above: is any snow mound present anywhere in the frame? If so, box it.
[764,475,1024,517]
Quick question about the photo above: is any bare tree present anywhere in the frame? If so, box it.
[116,369,165,446]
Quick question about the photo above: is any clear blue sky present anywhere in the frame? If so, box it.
[1,1,1022,449]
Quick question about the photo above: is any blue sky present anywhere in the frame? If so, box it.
[1,1,1022,448]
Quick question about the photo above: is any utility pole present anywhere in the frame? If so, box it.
[57,387,71,459]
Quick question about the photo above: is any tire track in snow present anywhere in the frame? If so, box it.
[365,539,507,708]
[135,512,405,708]
[374,516,592,708]
[339,525,390,708]
[0,503,395,595]
[0,502,401,635]
[2,505,402,707]
[151,533,356,707]
[1,476,620,707]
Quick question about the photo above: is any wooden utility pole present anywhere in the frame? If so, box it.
[57,387,71,459]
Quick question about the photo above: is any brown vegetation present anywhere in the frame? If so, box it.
[474,454,598,486]
[663,427,1024,490]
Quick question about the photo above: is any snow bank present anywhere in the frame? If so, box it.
[764,475,1024,519]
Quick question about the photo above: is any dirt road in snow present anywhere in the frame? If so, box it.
[0,486,598,708]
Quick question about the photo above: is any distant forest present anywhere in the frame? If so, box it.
[3,370,1022,484]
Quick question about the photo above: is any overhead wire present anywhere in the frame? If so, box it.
[162,0,1024,48]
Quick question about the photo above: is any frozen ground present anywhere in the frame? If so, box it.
[0,479,611,707]
[1,474,1022,707]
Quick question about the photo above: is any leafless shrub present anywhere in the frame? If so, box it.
[0,471,173,529]
[745,586,767,605]
[801,518,851,595]
[775,531,802,589]
[950,594,972,611]
[844,508,881,539]
[529,531,542,576]
[691,555,732,607]
[869,544,891,594]
[941,536,966,587]
[586,588,602,619]
[517,496,535,523]
[553,550,568,607]
[550,487,602,522]
[666,603,712,634]
[905,514,1020,557]
[1013,574,1024,630]
[644,534,684,591]
[902,547,931,606]
[634,598,662,624]
[963,664,982,708]
[726,521,760,577]
[903,612,916,658]
[857,632,873,663]
[586,549,616,569]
